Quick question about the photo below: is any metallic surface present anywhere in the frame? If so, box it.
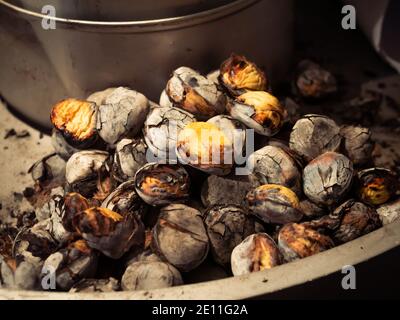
[0,0,293,129]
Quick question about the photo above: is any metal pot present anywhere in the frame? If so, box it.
[0,0,294,129]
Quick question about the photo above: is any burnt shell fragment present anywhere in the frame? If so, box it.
[204,205,257,267]
[289,114,342,162]
[231,233,281,276]
[246,184,303,224]
[278,223,335,262]
[29,153,66,188]
[377,198,400,225]
[51,129,80,160]
[152,204,209,272]
[70,277,120,292]
[303,152,354,207]
[134,163,190,206]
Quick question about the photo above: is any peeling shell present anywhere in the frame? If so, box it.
[51,129,80,160]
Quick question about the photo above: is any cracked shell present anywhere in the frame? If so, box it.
[143,105,196,162]
[204,205,258,267]
[219,54,267,96]
[151,204,209,272]
[166,66,226,120]
[289,114,342,162]
[134,163,190,206]
[72,207,145,259]
[227,91,286,136]
[303,152,354,207]
[246,184,303,224]
[278,223,335,262]
[340,125,374,166]
[96,87,149,145]
[231,233,281,276]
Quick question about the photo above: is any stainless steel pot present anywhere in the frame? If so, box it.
[0,0,294,129]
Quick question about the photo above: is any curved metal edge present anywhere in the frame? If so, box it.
[0,0,259,32]
[1,220,399,300]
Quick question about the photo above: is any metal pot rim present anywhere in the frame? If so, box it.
[0,0,259,31]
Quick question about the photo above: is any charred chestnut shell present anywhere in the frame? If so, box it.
[50,98,98,148]
[219,54,267,96]
[176,122,234,175]
[166,66,226,120]
[246,184,303,224]
[72,207,145,259]
[231,233,281,276]
[278,223,335,262]
[204,205,257,267]
[356,168,398,206]
[134,163,190,206]
[227,91,286,137]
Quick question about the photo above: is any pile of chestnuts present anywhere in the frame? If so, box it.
[1,54,399,293]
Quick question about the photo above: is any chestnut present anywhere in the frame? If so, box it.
[50,98,98,148]
[219,53,267,96]
[204,205,258,267]
[231,233,281,276]
[96,87,149,145]
[356,168,398,206]
[63,192,91,232]
[246,184,303,224]
[278,223,335,262]
[165,66,226,120]
[72,207,145,259]
[41,239,98,291]
[112,137,147,183]
[151,204,209,272]
[101,180,147,219]
[121,260,183,291]
[65,150,112,199]
[227,91,286,136]
[303,152,354,207]
[247,145,302,196]
[51,129,80,160]
[340,125,374,166]
[143,105,196,162]
[134,163,190,206]
[176,122,234,175]
[293,60,337,99]
[86,87,116,106]
[289,114,342,162]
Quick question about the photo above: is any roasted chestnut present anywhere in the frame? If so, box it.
[289,114,342,162]
[303,152,354,206]
[41,239,98,291]
[151,204,209,272]
[293,60,337,99]
[356,168,398,206]
[247,146,302,196]
[86,87,116,106]
[219,54,267,96]
[101,180,147,219]
[176,122,234,175]
[204,205,258,267]
[72,207,145,259]
[231,233,281,276]
[51,129,80,160]
[227,91,286,136]
[121,260,183,291]
[246,184,303,224]
[143,105,196,162]
[340,125,374,166]
[65,150,112,199]
[50,98,98,148]
[112,137,147,183]
[166,66,226,120]
[63,192,91,232]
[134,163,190,206]
[96,87,149,145]
[278,223,335,262]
